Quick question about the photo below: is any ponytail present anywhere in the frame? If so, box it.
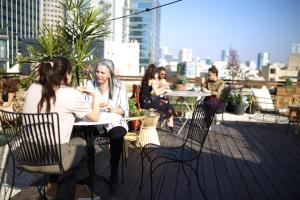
[37,56,72,113]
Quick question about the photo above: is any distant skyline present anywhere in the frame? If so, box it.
[159,0,300,63]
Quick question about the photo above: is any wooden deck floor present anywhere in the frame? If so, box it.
[11,120,300,200]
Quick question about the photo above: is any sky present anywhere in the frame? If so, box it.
[159,0,300,63]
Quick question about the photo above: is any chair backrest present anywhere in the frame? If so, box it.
[211,86,231,114]
[0,110,64,173]
[252,88,274,111]
[184,100,217,151]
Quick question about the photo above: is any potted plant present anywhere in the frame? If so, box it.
[245,95,256,114]
[227,90,248,115]
[128,98,141,131]
[174,76,187,91]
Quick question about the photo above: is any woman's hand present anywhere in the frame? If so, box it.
[76,86,94,96]
[202,88,211,93]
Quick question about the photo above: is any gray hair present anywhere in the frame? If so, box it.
[95,59,117,100]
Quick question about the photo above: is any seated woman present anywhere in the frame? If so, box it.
[86,59,128,184]
[139,64,174,132]
[23,56,100,200]
[202,65,225,124]
[158,67,170,90]
[0,76,17,112]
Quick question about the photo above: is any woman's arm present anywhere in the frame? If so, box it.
[150,80,166,96]
[77,87,100,121]
[108,83,128,116]
[211,81,225,96]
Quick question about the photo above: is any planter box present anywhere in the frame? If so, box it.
[227,104,245,115]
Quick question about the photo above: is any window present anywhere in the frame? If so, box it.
[270,69,276,74]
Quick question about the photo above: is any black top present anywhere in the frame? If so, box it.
[139,81,152,109]
[2,91,8,102]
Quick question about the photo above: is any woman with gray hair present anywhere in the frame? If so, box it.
[86,59,128,184]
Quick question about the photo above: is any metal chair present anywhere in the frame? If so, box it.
[139,100,217,200]
[0,110,65,199]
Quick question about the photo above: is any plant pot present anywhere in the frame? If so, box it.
[232,104,245,115]
[128,120,141,131]
[175,84,187,91]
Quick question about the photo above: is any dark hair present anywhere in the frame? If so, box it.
[37,56,72,113]
[3,77,18,93]
[95,59,116,100]
[141,64,158,84]
[208,65,218,77]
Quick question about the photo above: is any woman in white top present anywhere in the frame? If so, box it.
[23,56,100,200]
[86,59,128,184]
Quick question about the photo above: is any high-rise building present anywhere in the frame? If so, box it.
[257,52,269,70]
[0,0,41,67]
[178,48,192,62]
[42,0,65,30]
[221,49,229,62]
[292,43,300,54]
[129,0,161,67]
[89,0,130,43]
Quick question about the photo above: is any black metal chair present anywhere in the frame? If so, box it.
[0,110,66,199]
[139,100,217,200]
[216,86,232,122]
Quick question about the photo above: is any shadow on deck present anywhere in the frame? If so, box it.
[9,120,300,200]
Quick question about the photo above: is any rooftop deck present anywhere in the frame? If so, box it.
[6,116,300,200]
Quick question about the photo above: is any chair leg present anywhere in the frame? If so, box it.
[8,149,15,200]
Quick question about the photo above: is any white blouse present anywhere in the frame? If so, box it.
[86,79,129,131]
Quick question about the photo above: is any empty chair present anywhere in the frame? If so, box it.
[138,100,217,200]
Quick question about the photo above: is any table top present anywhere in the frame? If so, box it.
[73,112,122,126]
[165,90,211,97]
[288,104,300,110]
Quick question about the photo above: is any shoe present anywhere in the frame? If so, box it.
[75,184,101,200]
[168,126,174,133]
[45,182,57,200]
[110,168,119,184]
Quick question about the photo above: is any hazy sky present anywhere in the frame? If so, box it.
[159,0,300,62]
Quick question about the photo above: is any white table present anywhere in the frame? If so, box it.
[165,90,211,134]
[74,112,122,126]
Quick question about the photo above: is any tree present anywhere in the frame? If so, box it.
[17,0,109,87]
[227,48,240,80]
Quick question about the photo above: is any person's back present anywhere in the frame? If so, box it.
[139,81,153,109]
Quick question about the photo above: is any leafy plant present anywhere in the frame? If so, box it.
[283,78,292,87]
[17,0,109,88]
[175,76,187,85]
[228,90,248,107]
[128,98,140,117]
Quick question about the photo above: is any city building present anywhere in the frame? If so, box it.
[205,57,212,65]
[42,0,65,30]
[262,63,297,82]
[0,0,42,69]
[89,0,131,43]
[257,52,269,70]
[102,40,140,76]
[221,49,229,62]
[178,48,192,62]
[288,54,300,71]
[292,43,300,54]
[129,0,161,67]
[0,31,9,71]
[245,60,257,69]
[177,62,197,78]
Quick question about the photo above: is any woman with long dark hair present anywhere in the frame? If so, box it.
[23,56,100,200]
[140,64,174,132]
